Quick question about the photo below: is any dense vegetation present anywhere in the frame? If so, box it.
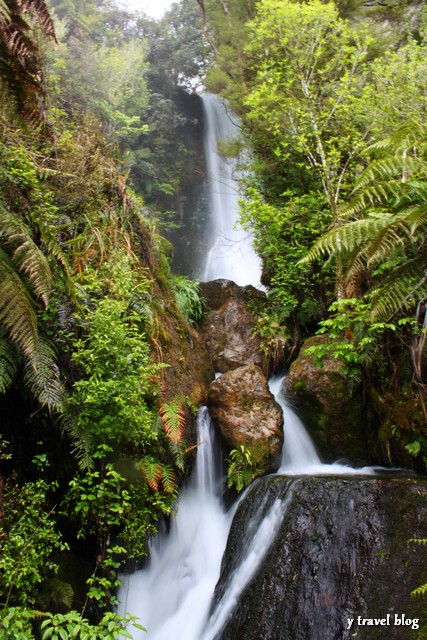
[0,0,206,636]
[0,0,426,637]
[201,0,427,468]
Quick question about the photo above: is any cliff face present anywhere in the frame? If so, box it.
[208,474,427,640]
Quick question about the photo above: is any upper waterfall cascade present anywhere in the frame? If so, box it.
[200,93,262,287]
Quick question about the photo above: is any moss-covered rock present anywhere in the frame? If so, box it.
[210,474,427,640]
[285,335,371,465]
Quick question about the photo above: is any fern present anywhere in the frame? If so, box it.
[411,583,427,597]
[160,465,176,494]
[140,456,163,491]
[0,334,18,394]
[302,119,427,319]
[158,401,186,444]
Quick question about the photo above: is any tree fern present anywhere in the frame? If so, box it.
[302,119,427,319]
[0,333,17,393]
[0,0,57,122]
[158,401,186,444]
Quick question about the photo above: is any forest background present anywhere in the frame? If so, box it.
[0,0,426,637]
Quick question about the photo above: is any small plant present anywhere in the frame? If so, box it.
[227,445,262,492]
[171,275,204,325]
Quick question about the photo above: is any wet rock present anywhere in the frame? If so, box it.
[207,364,283,471]
[210,474,427,640]
[285,335,370,465]
[199,279,266,312]
[200,298,263,372]
[198,279,266,373]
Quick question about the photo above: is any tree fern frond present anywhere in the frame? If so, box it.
[1,207,53,306]
[158,401,186,444]
[160,465,176,494]
[23,335,63,410]
[140,456,163,491]
[60,411,94,470]
[301,214,392,264]
[367,119,426,154]
[365,222,410,267]
[371,257,427,319]
[0,247,39,360]
[0,333,18,393]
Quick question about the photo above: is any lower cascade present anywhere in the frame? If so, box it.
[118,95,427,640]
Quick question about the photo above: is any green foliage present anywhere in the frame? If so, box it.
[0,141,73,408]
[68,251,161,449]
[0,457,68,609]
[171,275,204,325]
[305,298,401,381]
[0,607,145,640]
[227,445,262,493]
[240,188,333,325]
[303,119,427,319]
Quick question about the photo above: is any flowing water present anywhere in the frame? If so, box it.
[200,93,262,287]
[118,95,375,640]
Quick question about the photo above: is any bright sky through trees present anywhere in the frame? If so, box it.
[119,0,174,19]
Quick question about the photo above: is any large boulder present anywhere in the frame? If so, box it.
[201,298,263,372]
[199,279,266,311]
[285,335,370,465]
[207,364,283,471]
[198,279,266,373]
[209,474,427,640]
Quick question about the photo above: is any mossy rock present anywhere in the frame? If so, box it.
[285,335,371,465]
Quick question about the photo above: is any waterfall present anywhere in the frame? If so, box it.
[200,93,262,286]
[118,95,378,640]
[118,409,229,640]
[270,375,376,476]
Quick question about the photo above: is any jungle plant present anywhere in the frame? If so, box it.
[170,274,204,325]
[0,141,73,409]
[67,251,162,453]
[0,0,57,122]
[302,120,427,320]
[227,444,263,493]
[303,298,402,382]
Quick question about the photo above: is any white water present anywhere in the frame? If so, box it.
[200,93,262,287]
[270,375,377,476]
[119,408,229,640]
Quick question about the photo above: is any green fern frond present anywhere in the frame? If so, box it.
[371,257,427,319]
[1,207,53,306]
[0,333,18,394]
[166,439,186,472]
[140,456,163,491]
[158,401,186,444]
[0,248,39,361]
[301,214,392,264]
[160,465,176,493]
[23,336,63,410]
[411,583,427,597]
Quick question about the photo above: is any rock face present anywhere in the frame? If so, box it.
[198,279,265,373]
[201,298,262,372]
[199,279,265,312]
[207,364,283,471]
[209,474,427,640]
[285,335,370,464]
